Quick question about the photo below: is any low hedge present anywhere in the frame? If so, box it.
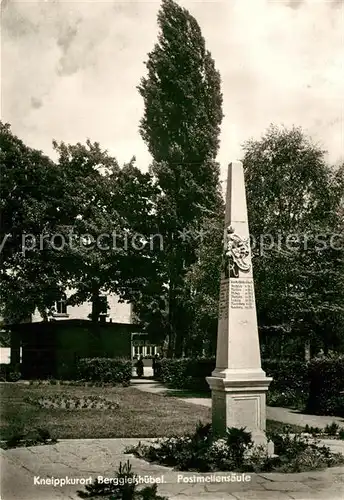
[156,358,215,391]
[156,358,309,394]
[262,359,309,393]
[155,356,344,416]
[306,356,344,416]
[0,363,22,382]
[77,358,132,386]
[262,359,309,409]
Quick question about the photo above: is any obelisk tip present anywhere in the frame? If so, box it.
[228,160,243,168]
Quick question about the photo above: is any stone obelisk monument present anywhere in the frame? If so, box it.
[206,161,272,450]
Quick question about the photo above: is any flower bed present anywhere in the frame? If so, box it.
[25,394,119,410]
[126,423,344,473]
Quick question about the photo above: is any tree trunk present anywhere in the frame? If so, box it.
[10,330,21,366]
[174,328,184,358]
[166,285,175,358]
[323,341,329,356]
[91,286,101,323]
[167,237,177,357]
[167,332,174,358]
[304,338,311,362]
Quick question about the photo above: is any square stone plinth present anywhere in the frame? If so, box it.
[207,374,273,453]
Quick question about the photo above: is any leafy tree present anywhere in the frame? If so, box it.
[51,140,121,322]
[0,124,159,325]
[52,141,158,323]
[137,0,224,356]
[243,125,344,358]
[0,122,68,322]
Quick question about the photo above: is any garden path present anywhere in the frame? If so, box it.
[130,378,344,430]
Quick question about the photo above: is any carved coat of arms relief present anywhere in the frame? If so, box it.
[221,225,251,279]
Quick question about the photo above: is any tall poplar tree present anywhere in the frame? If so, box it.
[138,0,224,356]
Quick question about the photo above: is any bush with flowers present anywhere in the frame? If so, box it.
[125,422,344,473]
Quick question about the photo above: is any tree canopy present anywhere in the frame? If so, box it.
[243,125,344,357]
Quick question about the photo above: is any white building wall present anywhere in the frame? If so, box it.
[31,290,132,324]
[106,294,132,323]
[0,347,22,364]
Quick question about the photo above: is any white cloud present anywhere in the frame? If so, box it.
[1,0,343,179]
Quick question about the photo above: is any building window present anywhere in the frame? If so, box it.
[55,294,68,315]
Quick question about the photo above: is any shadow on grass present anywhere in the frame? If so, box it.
[266,419,304,433]
[163,389,211,399]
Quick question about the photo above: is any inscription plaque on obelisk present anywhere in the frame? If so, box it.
[207,161,273,452]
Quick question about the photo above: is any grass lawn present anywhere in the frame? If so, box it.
[0,383,304,444]
[0,383,211,441]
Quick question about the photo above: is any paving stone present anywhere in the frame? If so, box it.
[261,481,312,492]
[288,489,344,500]
[196,494,239,499]
[159,482,206,496]
[1,455,67,500]
[304,471,335,481]
[205,474,264,493]
[332,473,344,482]
[302,479,340,490]
[168,495,238,500]
[231,491,292,500]
[251,474,272,483]
[258,472,328,482]
[204,481,265,493]
[34,463,81,476]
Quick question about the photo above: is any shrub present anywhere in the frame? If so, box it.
[77,358,132,386]
[224,427,253,469]
[8,370,21,382]
[77,460,168,499]
[267,429,344,472]
[128,423,213,472]
[245,444,273,472]
[4,426,57,449]
[0,364,7,381]
[36,427,53,443]
[128,425,344,473]
[156,358,215,391]
[306,356,344,416]
[304,425,322,436]
[324,422,340,436]
[0,363,22,382]
[263,359,309,409]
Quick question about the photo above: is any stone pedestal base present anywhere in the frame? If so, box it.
[206,372,274,454]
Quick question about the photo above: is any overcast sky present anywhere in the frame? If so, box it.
[1,0,343,182]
